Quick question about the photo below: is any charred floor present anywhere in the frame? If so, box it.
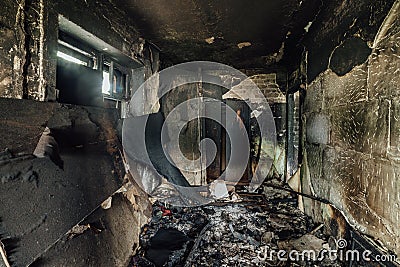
[0,0,400,266]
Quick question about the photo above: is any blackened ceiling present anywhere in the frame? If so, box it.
[111,0,322,69]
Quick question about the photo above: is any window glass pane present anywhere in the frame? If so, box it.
[102,71,111,95]
[57,51,87,66]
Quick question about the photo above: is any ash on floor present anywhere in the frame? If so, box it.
[131,186,343,267]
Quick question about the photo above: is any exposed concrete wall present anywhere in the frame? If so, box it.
[302,0,400,256]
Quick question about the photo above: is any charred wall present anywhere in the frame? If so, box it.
[303,0,396,81]
[302,0,400,257]
[0,0,56,101]
[0,0,31,99]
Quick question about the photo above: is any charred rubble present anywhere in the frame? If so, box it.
[132,182,342,267]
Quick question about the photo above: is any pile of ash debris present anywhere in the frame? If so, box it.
[131,184,343,267]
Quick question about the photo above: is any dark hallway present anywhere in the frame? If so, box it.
[0,0,399,266]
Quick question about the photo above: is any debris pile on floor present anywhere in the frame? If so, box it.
[131,184,343,267]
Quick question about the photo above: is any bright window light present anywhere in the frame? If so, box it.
[102,71,111,95]
[57,51,87,66]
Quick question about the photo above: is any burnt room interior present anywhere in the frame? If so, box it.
[0,0,399,266]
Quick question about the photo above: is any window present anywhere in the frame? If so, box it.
[101,62,128,98]
[57,31,129,101]
[57,35,95,67]
[57,51,88,66]
[102,71,111,95]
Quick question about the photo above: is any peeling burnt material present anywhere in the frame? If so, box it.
[30,188,152,267]
[303,0,396,80]
[329,37,371,76]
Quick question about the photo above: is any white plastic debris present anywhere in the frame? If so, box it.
[210,180,229,199]
[237,42,252,49]
[101,196,112,210]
